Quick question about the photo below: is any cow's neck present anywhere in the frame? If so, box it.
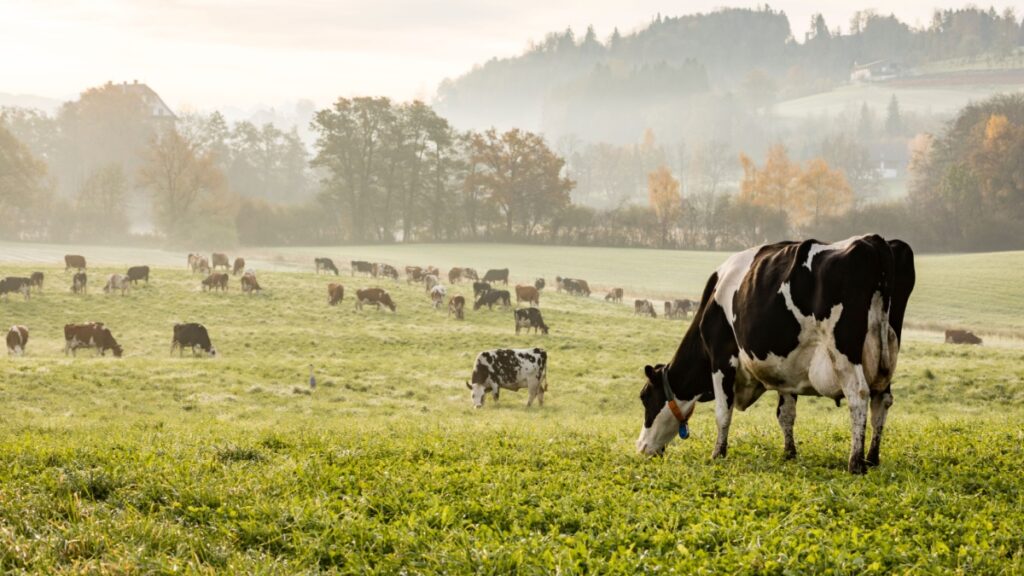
[664,317,713,401]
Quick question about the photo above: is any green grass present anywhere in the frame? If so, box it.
[0,259,1022,573]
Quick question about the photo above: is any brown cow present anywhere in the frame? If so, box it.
[64,254,86,271]
[405,266,424,284]
[328,283,345,305]
[29,272,44,292]
[241,272,262,294]
[515,284,540,306]
[7,325,28,356]
[211,253,230,271]
[64,322,123,357]
[449,267,464,284]
[463,268,479,281]
[233,257,246,276]
[202,273,229,291]
[605,288,624,303]
[196,257,211,275]
[448,295,465,320]
[945,329,982,345]
[356,288,396,312]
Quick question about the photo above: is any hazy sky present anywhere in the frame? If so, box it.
[1,1,1018,111]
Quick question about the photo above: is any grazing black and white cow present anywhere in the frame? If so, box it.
[637,235,915,475]
[7,325,29,356]
[72,272,87,294]
[351,260,375,277]
[514,307,549,335]
[474,289,510,310]
[316,257,340,276]
[0,277,32,300]
[466,348,548,408]
[634,299,656,318]
[171,323,216,356]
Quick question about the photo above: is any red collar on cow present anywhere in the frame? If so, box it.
[661,368,693,423]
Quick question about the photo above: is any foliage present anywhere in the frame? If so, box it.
[0,256,1021,573]
[0,119,51,240]
[646,165,681,247]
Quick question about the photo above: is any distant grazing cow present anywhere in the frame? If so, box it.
[171,322,216,357]
[6,325,28,356]
[0,277,31,300]
[196,257,211,275]
[355,288,396,312]
[466,348,548,408]
[202,273,229,291]
[572,279,591,296]
[424,266,440,278]
[430,284,447,309]
[634,299,656,318]
[126,265,150,285]
[474,289,511,310]
[945,329,982,345]
[556,277,591,296]
[448,295,465,320]
[64,254,86,271]
[211,253,230,270]
[515,285,539,306]
[29,272,44,292]
[233,257,246,276]
[534,278,545,291]
[514,307,549,335]
[104,274,129,296]
[424,275,440,292]
[406,266,424,284]
[462,268,479,281]
[351,260,375,277]
[664,299,695,319]
[328,283,345,305]
[64,322,123,357]
[636,235,915,475]
[315,257,339,276]
[473,282,491,298]
[188,253,200,271]
[241,272,262,294]
[72,272,87,294]
[448,267,465,284]
[378,263,399,281]
[482,268,509,285]
[605,288,624,303]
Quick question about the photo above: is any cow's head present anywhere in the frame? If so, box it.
[381,293,397,312]
[636,364,697,457]
[104,330,124,358]
[465,380,497,408]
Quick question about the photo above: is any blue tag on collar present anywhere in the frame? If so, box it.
[678,423,690,440]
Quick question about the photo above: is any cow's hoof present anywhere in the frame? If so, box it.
[848,458,867,475]
[782,448,797,460]
[711,447,727,459]
[865,452,880,467]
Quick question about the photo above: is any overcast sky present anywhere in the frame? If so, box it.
[1,1,1018,111]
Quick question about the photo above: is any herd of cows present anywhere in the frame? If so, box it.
[5,235,999,474]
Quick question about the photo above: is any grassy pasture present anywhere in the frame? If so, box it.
[0,248,1022,573]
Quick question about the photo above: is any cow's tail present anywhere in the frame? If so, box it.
[876,236,896,376]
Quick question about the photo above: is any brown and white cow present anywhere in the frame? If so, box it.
[241,271,262,294]
[605,288,624,303]
[328,283,345,306]
[634,299,656,318]
[406,266,424,284]
[448,267,465,284]
[944,329,982,345]
[430,284,447,309]
[448,295,466,320]
[104,273,130,296]
[355,288,396,312]
[515,285,539,306]
[72,272,87,294]
[65,254,86,272]
[6,325,28,356]
[211,252,230,271]
[64,322,123,357]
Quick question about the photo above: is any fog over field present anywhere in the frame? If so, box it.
[1,2,1023,573]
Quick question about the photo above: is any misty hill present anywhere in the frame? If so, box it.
[0,92,63,114]
[435,6,1024,144]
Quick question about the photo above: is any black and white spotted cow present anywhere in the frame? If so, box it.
[466,348,548,408]
[637,235,915,474]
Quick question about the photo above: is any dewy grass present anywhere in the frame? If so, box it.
[0,256,1022,574]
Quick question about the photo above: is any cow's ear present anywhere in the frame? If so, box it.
[644,365,655,380]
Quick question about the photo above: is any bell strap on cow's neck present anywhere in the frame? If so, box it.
[661,367,693,423]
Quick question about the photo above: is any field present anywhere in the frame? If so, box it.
[1,244,1022,573]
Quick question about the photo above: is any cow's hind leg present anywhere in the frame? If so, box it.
[711,368,735,458]
[777,393,798,459]
[842,364,871,474]
[866,387,894,467]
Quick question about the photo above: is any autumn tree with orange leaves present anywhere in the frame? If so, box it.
[739,144,852,229]
[647,164,681,247]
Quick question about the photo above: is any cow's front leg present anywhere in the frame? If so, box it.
[866,387,894,467]
[777,393,798,459]
[710,367,735,459]
[843,365,870,474]
[526,387,537,407]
